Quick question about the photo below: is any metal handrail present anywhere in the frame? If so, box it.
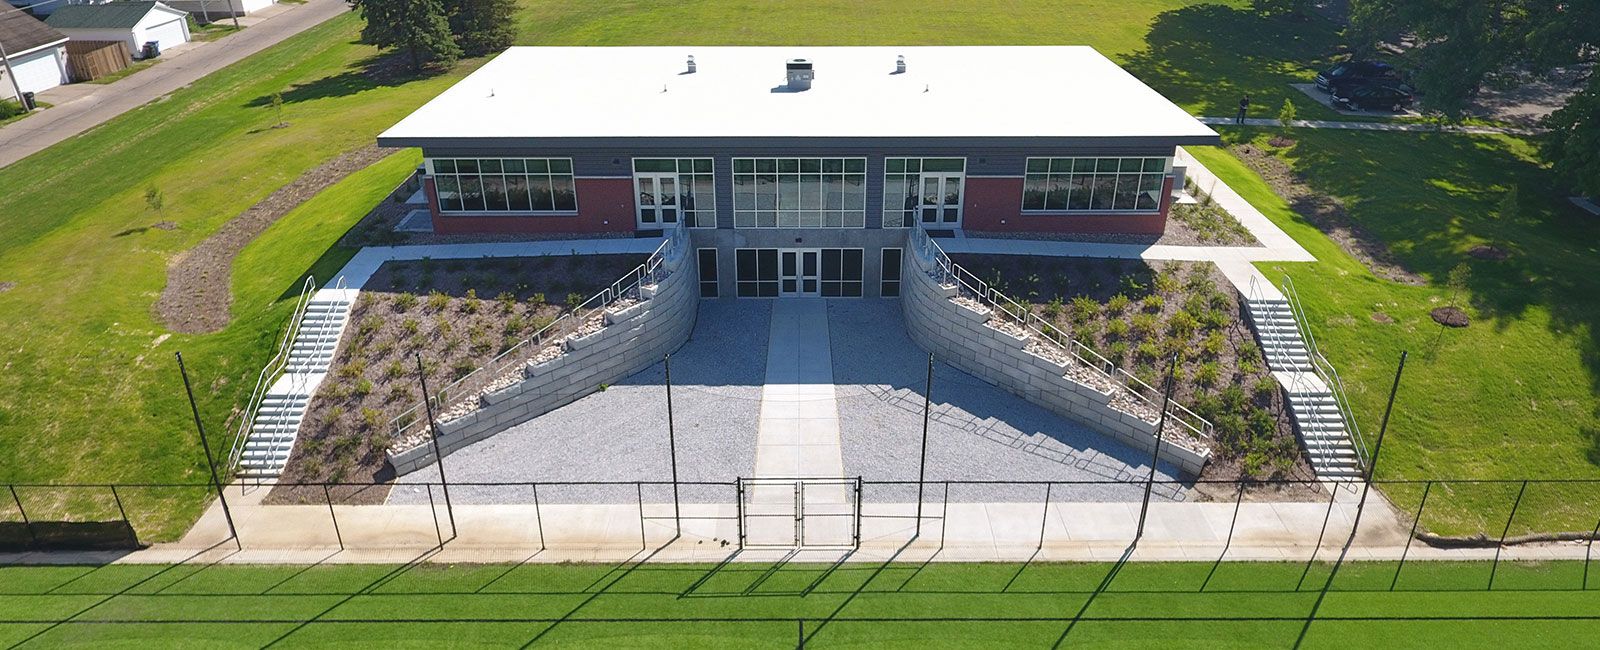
[384,224,689,453]
[908,227,1214,452]
[1280,275,1369,473]
[227,276,317,472]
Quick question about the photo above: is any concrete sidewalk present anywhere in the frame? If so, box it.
[0,0,348,170]
[1199,115,1542,136]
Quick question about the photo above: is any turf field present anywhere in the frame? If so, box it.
[0,560,1596,648]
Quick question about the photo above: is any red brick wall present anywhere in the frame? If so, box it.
[961,176,1172,236]
[425,177,636,235]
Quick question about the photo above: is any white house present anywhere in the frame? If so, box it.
[46,1,188,60]
[0,4,68,102]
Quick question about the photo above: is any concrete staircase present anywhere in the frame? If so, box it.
[1245,296,1364,482]
[237,289,354,479]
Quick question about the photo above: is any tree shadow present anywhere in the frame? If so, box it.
[245,48,451,108]
[1120,4,1345,117]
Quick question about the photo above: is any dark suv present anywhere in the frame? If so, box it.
[1330,83,1415,112]
[1315,61,1400,92]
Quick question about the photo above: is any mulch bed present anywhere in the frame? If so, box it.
[1430,306,1470,328]
[1230,143,1426,286]
[265,254,647,505]
[153,144,395,334]
[948,254,1316,484]
[1467,244,1510,261]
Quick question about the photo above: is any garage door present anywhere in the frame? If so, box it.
[143,19,187,52]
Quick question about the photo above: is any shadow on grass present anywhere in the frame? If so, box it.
[1121,4,1344,117]
[245,49,452,108]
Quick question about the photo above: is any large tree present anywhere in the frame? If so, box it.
[447,0,516,58]
[348,0,461,71]
[1350,0,1598,193]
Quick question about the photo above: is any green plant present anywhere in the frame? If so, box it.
[1167,310,1199,340]
[504,314,526,336]
[143,186,164,214]
[528,292,546,308]
[1107,340,1130,364]
[394,292,418,312]
[1042,297,1064,320]
[1195,361,1221,387]
[1107,293,1132,314]
[427,290,450,312]
[461,288,481,314]
[451,357,476,378]
[1141,294,1165,312]
[1153,271,1180,295]
[353,378,373,397]
[401,318,419,335]
[385,360,406,379]
[1105,319,1130,340]
[359,407,381,431]
[1069,295,1099,324]
[1131,313,1158,338]
[497,291,517,313]
[1277,97,1297,128]
[1254,376,1279,400]
[566,292,584,311]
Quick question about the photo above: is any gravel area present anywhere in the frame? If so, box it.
[828,300,1186,504]
[389,299,769,505]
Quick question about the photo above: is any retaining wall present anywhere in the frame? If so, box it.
[388,248,698,475]
[900,249,1210,477]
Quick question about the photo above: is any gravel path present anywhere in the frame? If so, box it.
[828,300,1186,503]
[389,300,769,505]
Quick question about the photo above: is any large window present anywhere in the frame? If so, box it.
[1021,157,1168,212]
[431,158,576,213]
[821,249,864,297]
[880,248,902,297]
[697,248,719,298]
[732,158,867,228]
[735,249,780,297]
[884,158,965,227]
[634,159,716,228]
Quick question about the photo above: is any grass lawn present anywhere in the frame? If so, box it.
[87,60,161,85]
[0,560,1594,647]
[1188,130,1600,535]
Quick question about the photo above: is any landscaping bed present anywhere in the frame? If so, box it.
[267,253,646,504]
[948,254,1311,482]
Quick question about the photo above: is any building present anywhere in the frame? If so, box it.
[378,46,1220,298]
[0,4,68,102]
[46,1,189,59]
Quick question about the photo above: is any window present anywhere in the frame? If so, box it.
[431,158,577,213]
[735,249,780,297]
[634,159,716,228]
[880,248,902,297]
[821,249,864,297]
[697,249,719,298]
[732,158,867,228]
[1021,157,1168,213]
[884,158,965,227]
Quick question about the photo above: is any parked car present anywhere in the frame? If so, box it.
[1315,61,1400,92]
[1330,83,1415,112]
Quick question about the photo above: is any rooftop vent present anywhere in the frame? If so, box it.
[686,55,696,74]
[786,58,814,91]
[895,55,906,74]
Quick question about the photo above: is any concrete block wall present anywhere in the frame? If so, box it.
[387,249,698,475]
[900,250,1210,477]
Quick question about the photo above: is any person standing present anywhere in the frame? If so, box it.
[1236,94,1251,124]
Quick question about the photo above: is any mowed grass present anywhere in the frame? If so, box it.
[0,561,1596,648]
[1188,131,1600,535]
[0,0,1351,540]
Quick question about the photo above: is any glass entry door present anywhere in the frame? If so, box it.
[920,173,963,225]
[780,249,820,297]
[635,173,678,227]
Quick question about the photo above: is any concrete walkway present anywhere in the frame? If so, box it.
[0,0,348,170]
[754,299,845,480]
[1198,115,1542,136]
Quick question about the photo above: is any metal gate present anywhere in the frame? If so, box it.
[736,477,861,549]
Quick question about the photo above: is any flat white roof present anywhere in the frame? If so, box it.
[380,46,1217,143]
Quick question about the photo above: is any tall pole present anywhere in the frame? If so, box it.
[1136,354,1179,541]
[416,354,456,540]
[176,352,240,549]
[664,354,681,532]
[0,38,30,113]
[914,352,934,530]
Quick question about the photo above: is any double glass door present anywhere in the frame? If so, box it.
[780,249,820,297]
[920,173,963,225]
[635,173,678,226]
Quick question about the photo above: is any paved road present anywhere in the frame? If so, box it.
[0,0,348,170]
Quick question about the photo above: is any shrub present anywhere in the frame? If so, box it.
[1070,296,1099,324]
[426,290,449,312]
[360,407,382,431]
[1254,376,1279,400]
[1195,361,1221,387]
[1200,331,1226,358]
[1108,340,1130,364]
[1184,293,1210,316]
[461,288,480,314]
[1141,294,1165,312]
[451,357,476,378]
[528,292,546,308]
[1131,313,1159,338]
[1167,310,1199,340]
[337,359,367,380]
[1105,319,1130,340]
[1239,341,1262,364]
[1136,341,1162,361]
[1198,308,1229,331]
[1042,297,1064,320]
[385,360,406,379]
[357,316,381,339]
[1107,293,1132,314]
[401,318,419,335]
[504,314,526,336]
[0,100,24,121]
[394,292,418,312]
[353,378,373,397]
[1153,272,1181,295]
[373,339,396,358]
[566,292,585,311]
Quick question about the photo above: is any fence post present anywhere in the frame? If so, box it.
[853,477,862,549]
[1487,480,1527,590]
[915,353,934,535]
[109,485,129,525]
[1201,481,1246,592]
[1297,482,1340,591]
[415,354,457,541]
[1391,480,1431,591]
[735,479,746,549]
[8,486,36,547]
[176,351,241,551]
[426,484,443,548]
[665,354,682,535]
[1137,355,1179,542]
[1584,510,1600,590]
[323,485,344,551]
[797,618,804,649]
[532,483,546,551]
[637,482,647,551]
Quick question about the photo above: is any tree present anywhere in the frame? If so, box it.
[144,187,164,214]
[1278,98,1297,128]
[1496,184,1520,220]
[270,91,285,128]
[1252,0,1313,17]
[1539,78,1600,197]
[348,0,460,71]
[446,0,514,57]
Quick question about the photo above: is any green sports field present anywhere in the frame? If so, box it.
[1,560,1596,648]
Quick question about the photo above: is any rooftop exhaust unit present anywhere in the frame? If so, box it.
[786,59,814,91]
[685,55,696,73]
[895,55,906,73]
